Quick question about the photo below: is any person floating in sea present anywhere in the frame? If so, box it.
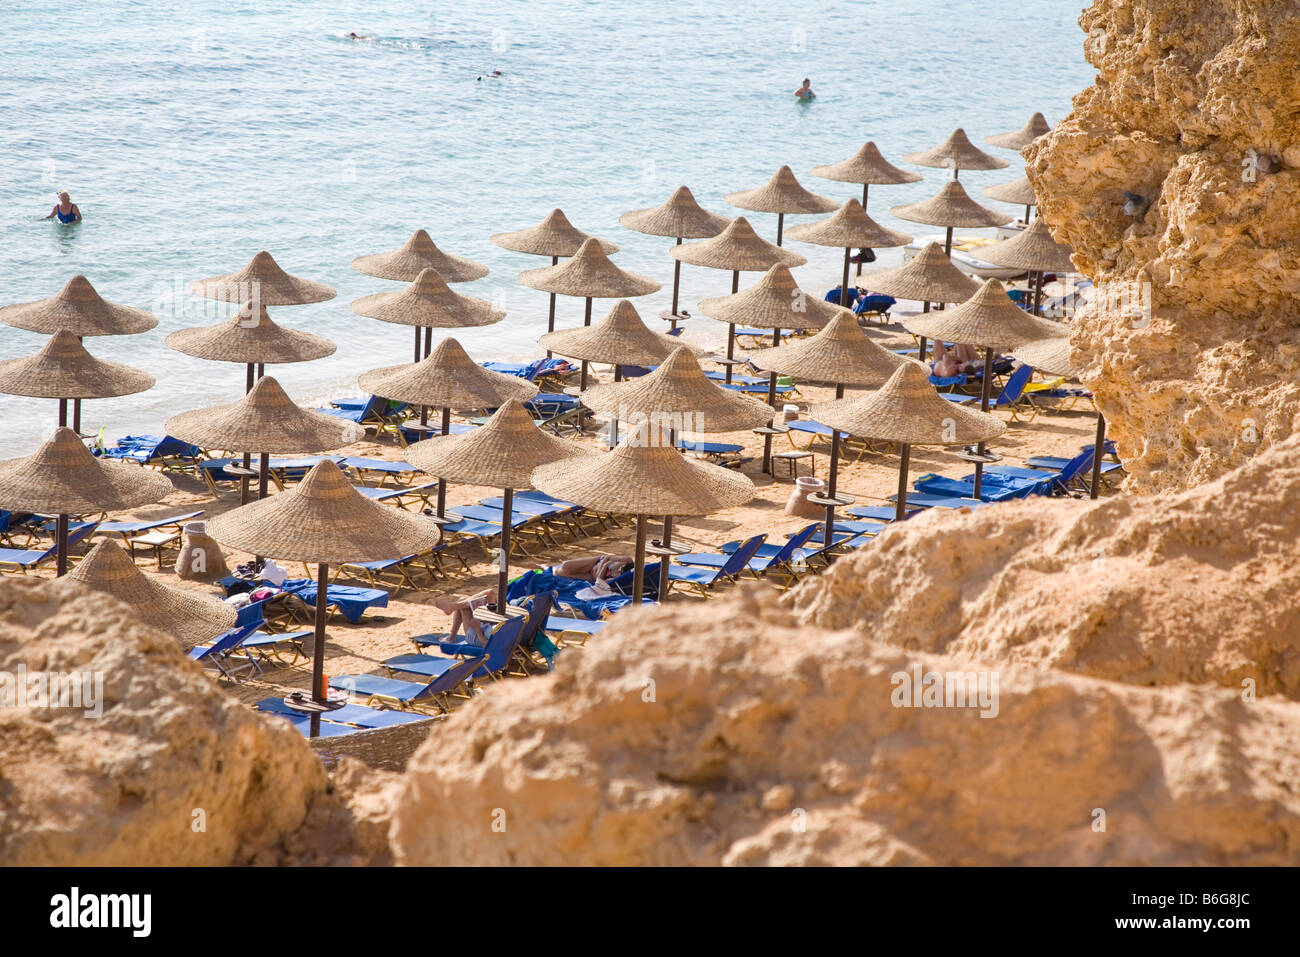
[347,31,371,40]
[794,78,815,100]
[44,191,82,224]
[476,69,503,81]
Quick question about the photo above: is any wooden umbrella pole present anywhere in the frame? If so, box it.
[1090,412,1107,500]
[632,514,647,606]
[670,238,683,328]
[944,226,954,258]
[309,562,329,738]
[55,513,69,577]
[918,301,931,364]
[497,487,513,610]
[762,327,781,474]
[58,399,67,428]
[824,430,842,548]
[971,347,996,500]
[413,326,422,363]
[841,246,852,307]
[73,399,82,435]
[656,514,674,603]
[436,407,451,517]
[776,212,785,246]
[258,452,270,499]
[1033,270,1045,315]
[858,184,870,276]
[724,270,740,384]
[895,444,912,521]
[424,327,432,359]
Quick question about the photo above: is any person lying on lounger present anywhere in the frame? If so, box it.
[431,589,493,643]
[557,554,634,582]
[932,342,982,376]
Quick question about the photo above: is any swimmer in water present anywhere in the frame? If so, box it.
[348,31,371,40]
[476,69,503,81]
[44,191,81,224]
[794,78,815,100]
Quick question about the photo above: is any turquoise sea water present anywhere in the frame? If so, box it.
[0,0,1092,453]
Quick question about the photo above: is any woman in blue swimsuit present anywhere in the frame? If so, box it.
[45,191,81,224]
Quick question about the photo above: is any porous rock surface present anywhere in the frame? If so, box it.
[1026,0,1300,492]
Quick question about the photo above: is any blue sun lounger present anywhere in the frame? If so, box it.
[847,505,921,522]
[342,457,420,484]
[96,510,204,541]
[189,620,264,680]
[387,602,537,682]
[680,524,819,582]
[0,521,99,572]
[940,364,1034,410]
[666,534,767,595]
[914,471,1051,501]
[255,697,430,729]
[97,434,201,471]
[331,654,487,712]
[892,492,990,510]
[544,614,605,644]
[284,579,389,623]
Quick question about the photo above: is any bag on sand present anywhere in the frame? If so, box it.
[176,522,231,582]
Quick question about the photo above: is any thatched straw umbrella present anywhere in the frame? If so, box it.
[517,239,660,397]
[697,264,850,472]
[352,229,489,283]
[890,180,1011,257]
[532,433,754,606]
[902,279,1062,496]
[189,250,337,306]
[0,330,154,427]
[985,113,1051,151]
[619,186,730,329]
[165,304,336,501]
[208,460,440,735]
[351,266,503,363]
[724,165,837,246]
[1012,336,1108,499]
[59,540,236,648]
[903,128,1009,180]
[982,176,1038,224]
[810,142,922,275]
[785,199,912,306]
[491,210,618,349]
[0,428,173,576]
[975,219,1076,315]
[862,241,981,359]
[670,217,806,381]
[750,313,912,540]
[812,363,1005,520]
[580,347,772,599]
[0,275,159,435]
[404,400,590,609]
[165,375,359,501]
[359,338,539,519]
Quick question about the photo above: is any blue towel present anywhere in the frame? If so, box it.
[507,566,659,619]
[282,579,389,623]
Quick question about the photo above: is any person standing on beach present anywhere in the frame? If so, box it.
[44,191,81,223]
[794,78,815,100]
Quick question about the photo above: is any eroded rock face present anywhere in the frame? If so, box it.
[391,591,1300,866]
[1025,0,1300,492]
[789,431,1300,699]
[0,577,328,865]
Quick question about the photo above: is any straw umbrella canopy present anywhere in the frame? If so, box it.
[902,278,1061,497]
[491,210,618,346]
[58,539,237,648]
[208,460,440,732]
[0,428,173,576]
[671,217,807,380]
[539,299,692,370]
[697,263,852,472]
[985,113,1051,151]
[0,275,158,337]
[975,218,1077,314]
[0,330,154,427]
[786,199,912,307]
[750,312,913,540]
[165,303,337,390]
[890,180,1011,257]
[359,338,541,519]
[724,165,838,245]
[861,240,981,359]
[165,304,337,502]
[351,229,489,283]
[903,128,1009,178]
[982,177,1038,223]
[1012,336,1108,500]
[579,345,771,601]
[188,250,336,306]
[810,142,923,276]
[813,362,1006,520]
[351,267,505,362]
[405,400,591,609]
[165,375,360,501]
[0,275,159,436]
[619,186,730,328]
[531,435,754,606]
[518,239,661,395]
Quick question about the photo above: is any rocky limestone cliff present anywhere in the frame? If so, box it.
[1025,0,1300,492]
[0,576,382,865]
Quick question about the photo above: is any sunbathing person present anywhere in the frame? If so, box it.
[931,343,962,378]
[431,589,493,643]
[557,554,634,582]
